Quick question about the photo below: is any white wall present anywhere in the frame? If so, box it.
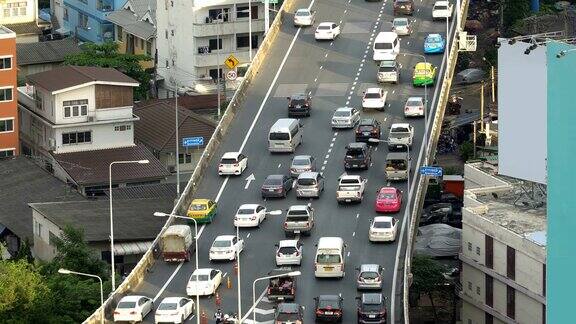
[54,122,134,153]
[0,0,37,25]
[32,209,63,261]
[54,86,95,124]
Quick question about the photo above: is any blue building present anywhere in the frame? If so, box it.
[59,0,128,43]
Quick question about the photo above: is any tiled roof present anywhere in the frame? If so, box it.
[134,99,217,153]
[28,198,173,242]
[27,65,139,93]
[51,144,170,186]
[3,22,41,35]
[16,38,83,66]
[107,0,156,40]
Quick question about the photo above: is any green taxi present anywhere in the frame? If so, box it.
[412,62,437,87]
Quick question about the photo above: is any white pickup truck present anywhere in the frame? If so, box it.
[388,123,414,151]
[294,8,316,27]
[336,175,366,203]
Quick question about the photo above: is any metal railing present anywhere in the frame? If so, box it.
[402,0,471,322]
[82,0,297,322]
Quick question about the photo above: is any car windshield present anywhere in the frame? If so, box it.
[158,302,178,310]
[407,99,422,106]
[318,25,331,30]
[415,69,430,76]
[190,274,209,281]
[364,93,381,99]
[334,110,350,117]
[340,178,360,184]
[117,301,136,309]
[374,43,392,49]
[362,301,383,312]
[288,209,308,215]
[435,4,447,10]
[292,157,310,166]
[298,178,316,186]
[221,158,237,164]
[264,177,282,185]
[190,204,207,211]
[374,221,392,229]
[295,11,309,16]
[394,20,408,26]
[291,98,306,105]
[269,132,290,140]
[379,66,395,72]
[316,254,341,263]
[391,126,410,133]
[318,299,340,309]
[213,240,231,248]
[237,208,255,215]
[279,246,298,254]
[346,148,364,157]
[361,271,380,279]
[427,35,442,43]
[379,192,396,199]
[359,125,374,131]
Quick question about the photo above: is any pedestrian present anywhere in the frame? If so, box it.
[214,308,224,324]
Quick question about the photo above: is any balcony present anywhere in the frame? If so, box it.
[195,49,255,67]
[96,0,114,12]
[193,18,265,38]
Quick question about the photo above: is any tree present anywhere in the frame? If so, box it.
[502,0,531,34]
[411,255,448,323]
[64,42,151,100]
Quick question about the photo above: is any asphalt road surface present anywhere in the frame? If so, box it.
[126,0,456,322]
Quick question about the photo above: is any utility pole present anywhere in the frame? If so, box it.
[491,65,495,103]
[473,121,477,159]
[480,81,485,132]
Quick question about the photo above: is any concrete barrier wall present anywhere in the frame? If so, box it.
[402,1,470,322]
[83,1,295,322]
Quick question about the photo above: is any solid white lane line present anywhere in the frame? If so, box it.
[153,262,184,302]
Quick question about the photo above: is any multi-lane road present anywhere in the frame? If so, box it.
[130,0,456,322]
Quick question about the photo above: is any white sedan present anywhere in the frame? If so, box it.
[404,96,425,117]
[155,297,195,324]
[186,268,223,296]
[369,216,399,242]
[275,239,303,266]
[392,18,412,36]
[234,204,267,227]
[209,235,245,261]
[432,0,453,20]
[218,152,248,176]
[315,22,341,40]
[331,107,360,129]
[294,8,315,26]
[362,88,387,110]
[113,295,153,323]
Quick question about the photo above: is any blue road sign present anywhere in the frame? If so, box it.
[419,166,443,177]
[182,136,204,147]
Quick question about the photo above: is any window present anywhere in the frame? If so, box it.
[236,34,249,48]
[62,131,92,145]
[251,5,258,19]
[146,41,152,56]
[117,26,123,41]
[476,246,481,255]
[63,99,88,118]
[237,5,249,18]
[485,314,493,324]
[209,68,223,81]
[179,153,192,164]
[209,8,229,22]
[506,285,515,319]
[171,29,174,36]
[0,57,12,70]
[79,13,89,29]
[476,286,480,295]
[485,274,493,307]
[485,235,494,268]
[0,119,14,132]
[507,246,515,280]
[3,1,27,17]
[63,7,68,21]
[0,87,13,102]
[467,242,472,251]
[114,124,131,131]
[0,149,14,158]
[165,29,168,39]
[35,221,42,237]
[467,281,472,291]
[209,38,223,51]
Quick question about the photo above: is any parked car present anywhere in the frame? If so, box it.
[344,142,373,170]
[355,118,382,142]
[424,33,446,54]
[375,187,403,213]
[296,171,325,198]
[404,96,425,117]
[332,107,360,128]
[234,204,267,227]
[268,269,297,301]
[284,204,315,237]
[287,93,312,117]
[356,264,384,290]
[274,303,304,323]
[261,174,293,198]
[186,268,222,296]
[209,235,244,261]
[432,0,453,20]
[113,295,153,323]
[314,295,344,322]
[393,0,415,15]
[315,22,341,40]
[362,88,387,110]
[275,239,303,266]
[356,293,387,324]
[455,68,486,84]
[413,62,437,87]
[369,216,398,242]
[218,152,248,176]
[290,155,317,177]
[186,199,217,223]
[419,203,462,228]
[415,224,461,258]
[154,297,194,324]
[392,17,412,35]
[293,8,316,27]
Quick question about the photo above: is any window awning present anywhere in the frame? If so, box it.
[113,241,153,256]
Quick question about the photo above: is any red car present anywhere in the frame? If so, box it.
[375,187,402,213]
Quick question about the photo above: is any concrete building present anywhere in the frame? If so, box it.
[1,0,43,43]
[459,162,546,324]
[107,0,155,69]
[54,0,124,43]
[0,26,18,158]
[155,0,265,92]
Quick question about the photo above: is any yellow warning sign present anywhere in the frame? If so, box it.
[224,55,240,69]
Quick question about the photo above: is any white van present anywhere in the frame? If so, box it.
[373,32,400,61]
[314,237,346,278]
[268,118,303,153]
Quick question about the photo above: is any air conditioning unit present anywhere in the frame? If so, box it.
[48,138,56,150]
[87,116,95,122]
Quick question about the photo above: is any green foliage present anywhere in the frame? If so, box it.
[13,239,33,263]
[502,0,531,32]
[459,141,474,162]
[412,255,448,295]
[64,42,151,100]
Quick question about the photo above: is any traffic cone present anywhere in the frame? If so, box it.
[215,291,222,306]
[227,276,232,289]
[200,311,208,324]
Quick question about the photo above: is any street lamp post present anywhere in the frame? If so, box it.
[403,53,429,149]
[251,271,302,323]
[58,269,104,324]
[248,0,252,62]
[153,212,200,324]
[109,160,149,291]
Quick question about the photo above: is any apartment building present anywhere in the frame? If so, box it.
[459,162,546,324]
[1,0,42,43]
[55,0,124,43]
[0,26,18,158]
[156,0,265,91]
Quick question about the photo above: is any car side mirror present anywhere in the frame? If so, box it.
[314,297,318,301]
[355,267,360,271]
[275,244,279,247]
[314,243,318,247]
[344,244,348,248]
[286,97,291,100]
[355,296,361,300]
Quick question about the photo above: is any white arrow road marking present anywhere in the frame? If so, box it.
[245,173,256,189]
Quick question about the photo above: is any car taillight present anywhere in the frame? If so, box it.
[234,217,239,221]
[316,310,324,315]
[234,163,239,167]
[268,287,272,294]
[219,164,223,167]
[283,222,288,229]
[295,251,300,256]
[356,192,361,197]
[371,129,378,134]
[419,107,423,110]
[405,107,409,111]
[113,311,120,315]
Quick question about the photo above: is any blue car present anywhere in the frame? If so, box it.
[424,34,446,54]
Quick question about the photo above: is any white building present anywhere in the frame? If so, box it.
[459,162,546,324]
[1,0,43,43]
[155,0,265,92]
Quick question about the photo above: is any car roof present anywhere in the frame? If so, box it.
[365,87,381,93]
[238,203,260,209]
[298,171,319,179]
[359,118,376,125]
[374,31,397,42]
[360,264,380,272]
[317,236,344,247]
[279,239,299,247]
[296,8,310,12]
[340,174,361,180]
[192,268,216,275]
[318,22,336,27]
[348,142,368,148]
[222,152,241,159]
[319,294,341,301]
[278,303,300,312]
[435,0,449,5]
[407,96,423,101]
[415,62,433,69]
[386,152,409,159]
[191,198,211,204]
[160,297,185,304]
[374,216,394,222]
[427,33,442,39]
[120,295,148,302]
[266,174,285,180]
[393,17,409,22]
[214,235,235,241]
[391,123,410,128]
[289,204,310,211]
[362,293,383,304]
[335,107,353,112]
[379,187,397,193]
[293,155,312,160]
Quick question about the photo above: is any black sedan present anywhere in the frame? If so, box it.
[261,174,293,199]
[357,293,387,323]
[315,295,344,322]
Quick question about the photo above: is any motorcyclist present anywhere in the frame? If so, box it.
[214,309,224,324]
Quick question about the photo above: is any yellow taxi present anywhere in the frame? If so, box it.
[412,62,437,87]
[187,199,217,224]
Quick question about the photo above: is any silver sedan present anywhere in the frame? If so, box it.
[290,155,316,177]
[331,107,360,128]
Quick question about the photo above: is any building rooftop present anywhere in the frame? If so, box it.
[29,198,173,242]
[107,0,156,41]
[0,25,16,37]
[465,162,547,247]
[2,22,41,36]
[51,144,170,186]
[27,65,139,93]
[17,38,83,66]
[0,156,84,240]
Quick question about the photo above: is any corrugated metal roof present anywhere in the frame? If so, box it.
[107,0,156,40]
[3,22,41,35]
[17,38,83,66]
